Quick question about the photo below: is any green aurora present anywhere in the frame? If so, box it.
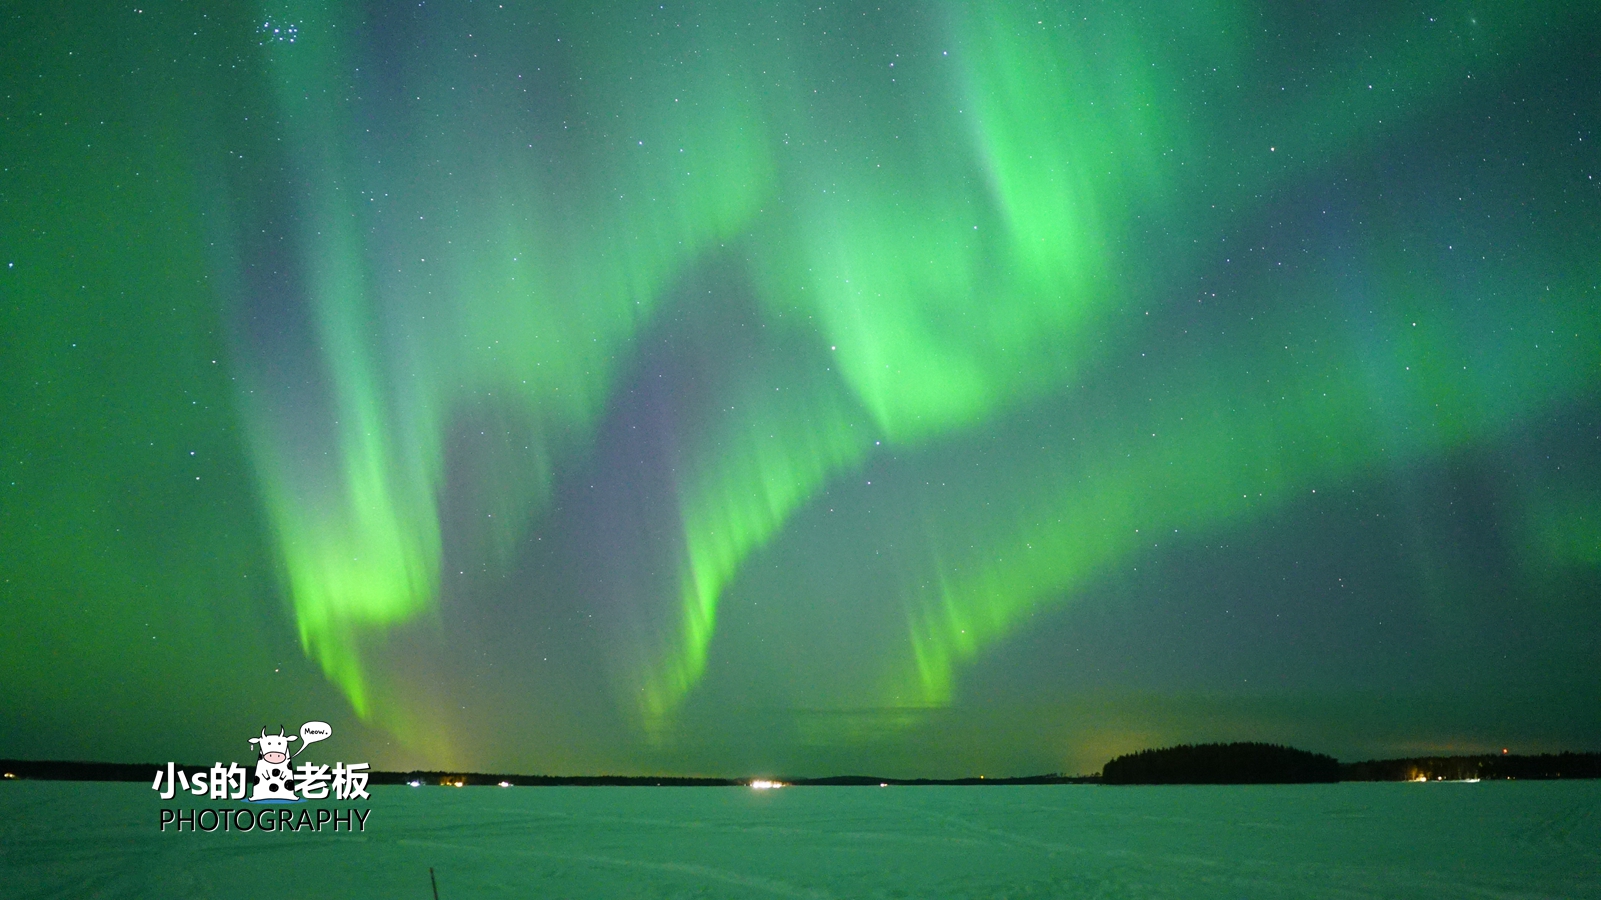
[2,0,1598,776]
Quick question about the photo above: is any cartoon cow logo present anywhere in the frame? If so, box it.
[248,727,300,801]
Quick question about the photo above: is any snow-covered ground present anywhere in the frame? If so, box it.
[2,780,1596,898]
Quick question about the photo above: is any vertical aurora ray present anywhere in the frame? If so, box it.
[631,3,1201,719]
[642,0,1587,721]
[10,0,1601,779]
[128,0,1598,764]
[895,240,1601,704]
[644,323,872,722]
[227,0,778,726]
[236,1,439,716]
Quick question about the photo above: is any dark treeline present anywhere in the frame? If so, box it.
[788,774,1093,786]
[0,760,169,782]
[379,771,739,787]
[0,762,744,787]
[0,760,1089,786]
[1343,752,1601,781]
[7,754,1599,785]
[1102,743,1341,784]
[1099,745,1601,784]
[350,771,1093,786]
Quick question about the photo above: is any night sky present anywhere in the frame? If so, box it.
[2,0,1598,778]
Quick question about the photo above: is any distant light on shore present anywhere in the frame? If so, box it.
[749,779,784,790]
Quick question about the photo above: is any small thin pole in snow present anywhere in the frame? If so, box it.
[430,867,440,900]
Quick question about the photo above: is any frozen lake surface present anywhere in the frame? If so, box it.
[3,780,1597,898]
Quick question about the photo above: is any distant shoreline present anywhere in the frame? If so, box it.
[1102,744,1601,785]
[4,753,1599,786]
[0,761,1093,787]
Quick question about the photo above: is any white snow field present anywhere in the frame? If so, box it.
[2,780,1597,898]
